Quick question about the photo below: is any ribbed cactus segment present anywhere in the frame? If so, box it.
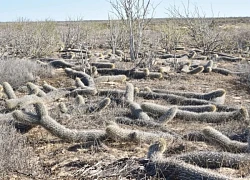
[3,82,16,99]
[69,88,97,96]
[49,59,73,68]
[64,68,96,88]
[131,68,149,79]
[91,62,115,69]
[95,68,129,76]
[115,116,161,128]
[42,116,106,142]
[159,66,170,74]
[75,95,85,105]
[130,102,150,121]
[124,82,134,103]
[12,110,40,125]
[6,90,68,110]
[219,56,242,62]
[144,86,152,93]
[75,77,86,88]
[146,157,234,180]
[147,138,167,159]
[88,97,111,113]
[0,92,7,99]
[152,89,226,102]
[106,122,136,142]
[58,102,68,113]
[157,106,177,123]
[98,89,125,98]
[141,102,216,116]
[27,82,46,97]
[176,107,248,123]
[174,151,250,169]
[6,95,41,110]
[181,63,190,73]
[203,60,213,73]
[95,75,127,83]
[202,126,248,153]
[148,72,162,79]
[138,92,210,105]
[212,67,232,76]
[134,87,140,94]
[141,102,247,123]
[43,81,57,92]
[13,102,107,142]
[90,66,98,77]
[79,72,96,88]
[106,122,173,143]
[33,102,49,118]
[187,66,204,74]
[115,117,181,136]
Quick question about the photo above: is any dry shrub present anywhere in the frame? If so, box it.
[0,123,42,177]
[222,24,250,52]
[58,19,108,50]
[0,58,54,88]
[0,18,61,58]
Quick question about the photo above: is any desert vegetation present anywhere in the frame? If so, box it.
[1,1,250,179]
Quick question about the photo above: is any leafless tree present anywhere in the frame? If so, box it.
[109,0,156,61]
[166,1,226,54]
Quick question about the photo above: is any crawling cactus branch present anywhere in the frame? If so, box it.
[173,151,250,169]
[75,95,85,105]
[87,97,111,113]
[49,59,73,68]
[141,102,216,115]
[115,117,181,137]
[95,75,127,83]
[75,77,86,88]
[6,90,69,110]
[146,157,236,180]
[27,82,46,97]
[42,81,58,92]
[187,66,204,75]
[129,102,151,121]
[157,106,177,124]
[106,122,174,143]
[124,82,134,103]
[202,126,249,153]
[12,102,107,142]
[138,91,211,105]
[3,82,16,99]
[141,102,248,123]
[152,89,226,103]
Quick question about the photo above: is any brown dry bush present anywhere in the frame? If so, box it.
[0,18,61,58]
[0,123,42,178]
[0,58,54,89]
[58,19,109,50]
